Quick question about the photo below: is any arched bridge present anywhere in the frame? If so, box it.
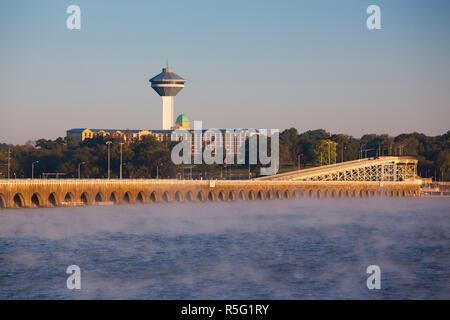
[0,179,421,209]
[257,156,418,181]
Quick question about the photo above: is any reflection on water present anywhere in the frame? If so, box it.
[0,198,449,299]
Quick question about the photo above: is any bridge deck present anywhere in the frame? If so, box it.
[0,178,421,209]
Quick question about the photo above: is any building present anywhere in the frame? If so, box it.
[66,65,250,159]
[67,115,249,160]
[149,66,186,130]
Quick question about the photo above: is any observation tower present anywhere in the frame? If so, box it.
[149,65,186,130]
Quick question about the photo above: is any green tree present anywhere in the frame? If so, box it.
[311,139,337,165]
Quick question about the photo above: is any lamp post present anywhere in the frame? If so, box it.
[7,147,11,180]
[334,143,337,165]
[78,161,86,179]
[106,141,112,179]
[326,141,335,165]
[31,161,39,179]
[156,163,161,179]
[327,141,331,165]
[341,145,347,163]
[119,142,124,179]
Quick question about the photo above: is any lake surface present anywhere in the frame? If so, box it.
[0,198,449,299]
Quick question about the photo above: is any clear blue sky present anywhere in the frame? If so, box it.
[1,0,449,144]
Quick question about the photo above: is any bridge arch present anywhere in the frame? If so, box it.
[110,192,118,204]
[48,193,58,207]
[0,194,5,208]
[207,191,215,201]
[316,190,322,198]
[265,191,272,200]
[162,191,169,203]
[64,192,74,203]
[228,191,236,201]
[13,193,25,208]
[185,191,194,202]
[294,190,304,199]
[174,191,182,202]
[31,192,42,208]
[80,192,89,205]
[137,191,145,203]
[238,190,245,201]
[248,190,255,201]
[123,191,132,204]
[282,190,290,199]
[196,191,204,202]
[95,192,105,203]
[218,191,225,201]
[256,190,263,200]
[149,191,157,202]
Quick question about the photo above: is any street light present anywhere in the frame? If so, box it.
[341,145,347,163]
[156,163,161,179]
[326,141,337,165]
[7,147,11,180]
[327,141,331,165]
[106,141,112,179]
[119,142,124,179]
[78,161,86,179]
[31,161,39,179]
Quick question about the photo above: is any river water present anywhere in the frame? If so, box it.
[0,198,448,299]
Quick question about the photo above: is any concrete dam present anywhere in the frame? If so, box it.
[0,179,422,209]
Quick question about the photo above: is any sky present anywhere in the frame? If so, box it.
[0,0,449,144]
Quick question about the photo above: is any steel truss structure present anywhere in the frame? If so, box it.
[258,156,418,182]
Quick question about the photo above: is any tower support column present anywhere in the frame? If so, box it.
[162,96,174,130]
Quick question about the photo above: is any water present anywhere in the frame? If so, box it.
[0,198,449,299]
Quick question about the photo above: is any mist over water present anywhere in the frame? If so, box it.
[0,198,449,299]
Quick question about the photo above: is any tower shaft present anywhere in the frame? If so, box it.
[149,66,186,130]
[161,96,174,130]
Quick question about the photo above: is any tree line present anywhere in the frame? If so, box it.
[0,129,448,180]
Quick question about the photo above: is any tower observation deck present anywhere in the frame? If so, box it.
[149,66,186,130]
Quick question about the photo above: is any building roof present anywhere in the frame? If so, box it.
[175,114,189,124]
[149,67,186,83]
[68,128,249,135]
[67,128,88,133]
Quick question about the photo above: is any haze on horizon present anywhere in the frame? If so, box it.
[0,0,449,145]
